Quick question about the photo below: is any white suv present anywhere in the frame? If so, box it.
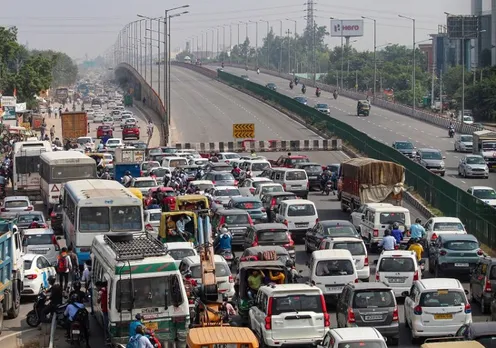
[249,283,330,347]
[375,250,420,297]
[319,327,387,348]
[403,278,472,343]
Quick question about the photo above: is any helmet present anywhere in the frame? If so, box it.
[48,275,56,286]
[135,313,142,321]
[73,281,81,290]
[415,218,422,224]
[69,294,79,303]
[233,163,238,168]
[285,259,294,268]
[392,222,400,230]
[384,229,391,236]
[125,171,131,176]
[220,227,229,234]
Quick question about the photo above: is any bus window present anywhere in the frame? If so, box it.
[110,206,142,231]
[79,207,110,232]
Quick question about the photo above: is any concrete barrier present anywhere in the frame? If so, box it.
[174,139,342,152]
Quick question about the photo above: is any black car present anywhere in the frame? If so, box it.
[295,162,323,190]
[211,209,252,246]
[15,211,46,230]
[260,192,298,222]
[203,162,233,173]
[266,83,277,91]
[242,223,295,259]
[392,141,416,158]
[49,204,64,235]
[455,322,496,346]
[305,220,360,253]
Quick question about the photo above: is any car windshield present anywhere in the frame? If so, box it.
[337,342,387,348]
[272,295,323,315]
[215,189,241,197]
[325,225,357,237]
[473,189,496,199]
[379,257,415,272]
[251,162,270,171]
[224,154,240,159]
[466,157,486,165]
[107,140,119,145]
[142,162,159,171]
[316,260,354,276]
[379,212,406,225]
[444,240,479,250]
[482,142,496,150]
[258,230,289,242]
[419,290,466,307]
[422,151,442,160]
[262,185,283,194]
[116,276,182,310]
[234,201,262,209]
[327,165,340,173]
[225,214,250,224]
[148,213,161,222]
[23,234,53,245]
[5,200,28,208]
[17,214,44,224]
[190,262,231,278]
[463,116,473,122]
[333,241,365,255]
[134,180,156,188]
[194,183,213,191]
[395,142,414,149]
[287,204,316,216]
[460,136,473,142]
[214,173,234,180]
[168,249,196,260]
[316,104,328,108]
[353,290,395,308]
[302,165,322,172]
[286,171,307,180]
[433,222,464,231]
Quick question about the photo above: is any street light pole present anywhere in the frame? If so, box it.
[399,14,416,110]
[260,20,269,68]
[279,20,283,72]
[286,19,297,73]
[362,16,377,99]
[249,21,258,67]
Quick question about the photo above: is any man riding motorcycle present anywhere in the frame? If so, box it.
[257,67,260,74]
[121,170,132,187]
[333,90,338,99]
[41,275,63,323]
[316,87,321,97]
[448,122,455,137]
[214,226,232,254]
[390,222,403,245]
[320,170,331,193]
[301,84,306,94]
[69,281,86,303]
[64,294,90,347]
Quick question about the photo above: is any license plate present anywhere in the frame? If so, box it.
[434,313,453,320]
[295,223,308,227]
[71,330,80,334]
[291,185,301,189]
[145,322,158,330]
[365,315,383,321]
[309,176,317,179]
[326,286,343,293]
[388,278,404,283]
[455,263,469,267]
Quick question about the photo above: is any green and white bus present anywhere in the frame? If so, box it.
[91,232,189,347]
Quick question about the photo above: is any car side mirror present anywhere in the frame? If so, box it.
[401,291,409,297]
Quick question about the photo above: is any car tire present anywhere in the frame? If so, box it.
[441,172,445,177]
[454,145,457,152]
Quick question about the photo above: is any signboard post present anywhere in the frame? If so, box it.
[1,96,17,121]
[232,123,255,139]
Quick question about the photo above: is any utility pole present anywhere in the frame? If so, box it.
[286,29,292,72]
[279,20,283,72]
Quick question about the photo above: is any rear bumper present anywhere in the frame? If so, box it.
[350,323,399,338]
[411,319,471,337]
[439,262,477,274]
[266,333,328,347]
[286,189,309,198]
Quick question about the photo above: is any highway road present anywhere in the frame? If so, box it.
[207,66,496,192]
[148,65,323,143]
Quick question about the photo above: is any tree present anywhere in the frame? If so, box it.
[32,50,78,87]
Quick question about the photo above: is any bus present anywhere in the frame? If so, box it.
[39,151,97,211]
[62,179,144,264]
[91,232,189,347]
[13,140,52,197]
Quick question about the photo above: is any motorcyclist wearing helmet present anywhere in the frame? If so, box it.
[214,225,232,254]
[64,293,86,337]
[410,218,426,240]
[378,229,397,251]
[100,168,111,180]
[289,80,294,89]
[408,238,424,262]
[122,170,132,187]
[301,84,306,93]
[390,222,403,244]
[69,281,86,303]
[41,275,63,323]
[320,170,330,193]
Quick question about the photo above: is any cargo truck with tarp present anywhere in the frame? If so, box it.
[338,158,405,212]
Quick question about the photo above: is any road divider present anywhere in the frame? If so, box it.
[174,139,342,152]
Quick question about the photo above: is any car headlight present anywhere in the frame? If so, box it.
[485,166,489,171]
[466,165,472,170]
[440,161,445,168]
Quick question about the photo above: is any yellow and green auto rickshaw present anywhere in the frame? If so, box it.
[174,194,209,211]
[357,100,371,116]
[159,211,198,243]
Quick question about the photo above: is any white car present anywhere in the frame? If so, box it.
[403,278,472,341]
[111,110,122,120]
[1,196,33,218]
[108,102,117,109]
[467,186,496,207]
[458,154,489,179]
[164,242,197,267]
[121,111,133,118]
[253,183,284,200]
[93,112,105,123]
[350,203,394,230]
[237,177,273,196]
[120,115,135,128]
[319,328,387,348]
[375,250,420,297]
[130,177,158,195]
[104,138,124,150]
[188,158,209,166]
[144,208,161,238]
[217,152,241,164]
[462,115,474,124]
[22,254,57,296]
[103,116,114,124]
[86,109,94,118]
[76,136,95,151]
[423,216,467,242]
[188,180,215,194]
[207,186,242,207]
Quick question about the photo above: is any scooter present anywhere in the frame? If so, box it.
[26,291,67,328]
[449,128,455,138]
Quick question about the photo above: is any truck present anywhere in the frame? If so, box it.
[124,94,133,107]
[338,158,405,212]
[0,220,24,334]
[113,148,145,183]
[473,130,496,171]
[61,111,88,143]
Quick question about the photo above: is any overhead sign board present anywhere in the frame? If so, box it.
[233,123,255,139]
[330,19,364,37]
[447,15,479,39]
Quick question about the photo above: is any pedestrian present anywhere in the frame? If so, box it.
[40,121,47,140]
[56,247,72,291]
[50,125,55,142]
[48,106,52,118]
[96,280,109,343]
[67,245,79,282]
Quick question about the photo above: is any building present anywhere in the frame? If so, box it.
[471,0,495,66]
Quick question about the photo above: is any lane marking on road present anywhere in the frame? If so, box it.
[0,328,38,342]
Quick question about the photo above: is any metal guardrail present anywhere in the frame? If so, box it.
[48,314,56,348]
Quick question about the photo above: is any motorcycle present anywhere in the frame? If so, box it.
[289,83,294,90]
[26,291,67,328]
[69,321,86,346]
[218,249,234,268]
[324,181,333,196]
[145,329,162,348]
[448,128,455,138]
[333,92,338,100]
[301,87,306,94]
[316,90,321,97]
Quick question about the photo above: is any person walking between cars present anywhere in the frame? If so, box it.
[409,218,426,240]
[67,245,79,282]
[96,281,109,343]
[378,229,397,251]
[57,247,72,291]
[50,125,56,142]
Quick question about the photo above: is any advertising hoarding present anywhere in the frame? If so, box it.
[1,96,17,120]
[330,19,364,37]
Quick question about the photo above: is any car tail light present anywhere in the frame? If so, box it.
[413,305,422,315]
[252,235,258,247]
[477,249,484,256]
[320,295,330,327]
[189,299,194,305]
[26,274,37,280]
[219,216,226,226]
[271,198,277,207]
[282,220,288,227]
[354,278,359,283]
[431,233,438,241]
[439,250,447,256]
[212,181,216,185]
[375,272,380,281]
[25,206,33,211]
[282,183,286,190]
[145,224,154,231]
[413,270,419,281]
[393,306,399,321]
[306,181,309,189]
[229,275,234,283]
[234,180,238,186]
[215,200,222,204]
[373,229,379,237]
[347,307,355,323]
[464,303,472,314]
[250,188,255,194]
[283,233,295,248]
[50,211,56,218]
[364,256,369,266]
[140,171,143,176]
[0,208,6,212]
[484,277,492,292]
[315,218,319,224]
[265,297,273,330]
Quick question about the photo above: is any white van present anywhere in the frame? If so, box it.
[270,168,309,199]
[161,157,188,168]
[359,205,411,250]
[308,249,357,301]
[375,250,420,297]
[276,199,318,239]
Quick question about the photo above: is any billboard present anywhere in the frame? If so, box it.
[1,96,17,120]
[330,19,364,37]
[447,15,479,39]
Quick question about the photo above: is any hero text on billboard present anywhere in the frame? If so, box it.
[330,19,364,37]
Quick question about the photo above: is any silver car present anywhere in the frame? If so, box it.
[207,186,242,207]
[416,148,445,176]
[458,154,489,178]
[314,103,330,114]
[454,134,473,152]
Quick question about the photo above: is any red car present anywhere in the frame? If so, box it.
[97,125,113,139]
[270,155,309,168]
[122,124,140,140]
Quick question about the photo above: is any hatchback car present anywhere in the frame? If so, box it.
[293,96,308,105]
[305,220,360,253]
[470,256,496,314]
[237,177,273,196]
[211,209,253,246]
[375,250,420,297]
[1,196,33,218]
[207,186,242,207]
[97,125,113,139]
[22,228,60,265]
[336,282,399,345]
[319,327,388,348]
[416,148,445,176]
[242,223,295,258]
[314,103,330,114]
[122,124,140,140]
[202,171,237,186]
[458,155,489,178]
[266,83,277,91]
[15,211,46,230]
[22,253,57,296]
[454,134,474,152]
[295,162,323,190]
[164,242,197,267]
[392,140,416,158]
[261,192,298,222]
[227,196,267,222]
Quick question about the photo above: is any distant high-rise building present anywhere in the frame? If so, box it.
[186,41,191,52]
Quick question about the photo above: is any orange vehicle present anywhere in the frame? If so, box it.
[187,327,258,348]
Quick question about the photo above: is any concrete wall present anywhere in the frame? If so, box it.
[115,63,168,144]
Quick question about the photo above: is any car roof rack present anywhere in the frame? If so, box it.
[103,231,167,261]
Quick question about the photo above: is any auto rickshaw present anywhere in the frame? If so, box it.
[159,211,197,243]
[357,99,370,116]
[175,194,209,211]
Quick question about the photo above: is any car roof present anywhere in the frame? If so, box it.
[470,186,494,190]
[281,199,314,205]
[16,211,43,216]
[245,246,288,254]
[217,209,249,216]
[4,196,30,201]
[320,220,354,227]
[230,196,261,202]
[134,177,156,181]
[22,253,40,261]
[330,327,383,341]
[327,237,364,243]
[438,233,478,241]
[416,278,463,291]
[262,283,321,294]
[249,177,272,182]
[312,249,353,260]
[23,228,54,235]
[214,186,238,190]
[365,205,409,212]
[430,217,463,223]
[348,282,392,291]
[164,242,195,250]
[253,223,288,231]
[263,192,296,198]
[184,254,226,265]
[418,148,441,152]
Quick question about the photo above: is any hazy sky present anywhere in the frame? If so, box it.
[1,0,476,60]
